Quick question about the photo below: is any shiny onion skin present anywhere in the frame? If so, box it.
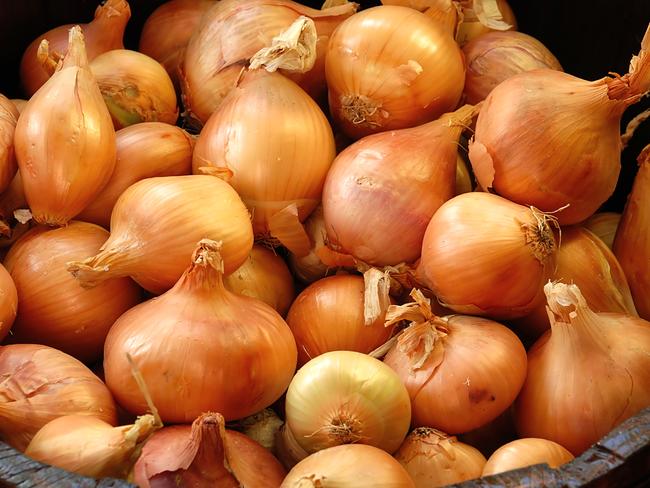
[515,282,650,455]
[0,344,117,451]
[133,412,286,488]
[3,222,141,364]
[383,290,527,433]
[419,192,557,318]
[583,212,620,250]
[286,274,395,366]
[325,5,465,140]
[193,69,335,252]
[14,26,117,226]
[181,0,356,125]
[322,105,478,266]
[463,31,562,104]
[0,95,19,194]
[0,263,17,342]
[468,26,650,225]
[482,438,573,476]
[103,240,297,423]
[67,175,253,294]
[77,123,194,229]
[280,444,415,487]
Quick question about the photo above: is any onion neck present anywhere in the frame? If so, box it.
[91,0,131,48]
[61,26,89,70]
[411,102,480,140]
[608,24,650,103]
[178,239,228,294]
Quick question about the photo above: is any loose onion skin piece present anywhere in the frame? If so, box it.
[104,240,297,423]
[0,95,18,195]
[0,344,117,451]
[0,263,17,342]
[325,5,465,140]
[482,438,574,476]
[4,222,141,364]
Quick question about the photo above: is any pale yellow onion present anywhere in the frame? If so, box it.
[285,350,411,454]
[14,26,116,226]
[281,444,415,487]
[456,0,517,45]
[224,245,295,316]
[0,344,117,451]
[77,122,194,229]
[325,5,465,140]
[0,95,18,194]
[583,212,620,249]
[482,438,574,476]
[66,175,253,294]
[0,263,17,342]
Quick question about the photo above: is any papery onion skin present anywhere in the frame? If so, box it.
[285,350,411,454]
[287,274,395,366]
[0,263,17,342]
[77,122,194,229]
[0,95,19,194]
[0,344,117,451]
[463,31,562,104]
[455,0,517,45]
[394,427,486,487]
[4,222,141,364]
[224,244,295,316]
[287,205,331,284]
[326,5,465,140]
[20,0,131,97]
[482,438,574,476]
[280,444,415,487]
[583,212,620,250]
[104,240,297,423]
[67,175,254,294]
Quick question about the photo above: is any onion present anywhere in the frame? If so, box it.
[383,289,527,433]
[468,26,650,225]
[181,0,356,125]
[0,95,18,194]
[463,31,562,104]
[194,67,335,256]
[394,427,487,487]
[614,145,650,319]
[322,105,478,266]
[286,274,395,366]
[482,438,574,476]
[455,0,517,45]
[67,175,253,294]
[133,412,286,487]
[103,239,297,422]
[583,212,621,249]
[224,245,295,316]
[15,26,116,226]
[276,422,309,470]
[77,122,194,229]
[325,5,465,140]
[515,282,650,455]
[0,263,17,342]
[4,222,141,364]
[9,99,27,115]
[0,172,29,242]
[287,205,330,283]
[419,192,557,318]
[281,444,415,487]
[19,0,130,97]
[139,0,216,88]
[285,350,410,455]
[0,344,117,451]
[25,414,158,478]
[380,0,438,9]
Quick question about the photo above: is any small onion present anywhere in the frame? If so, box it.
[482,438,574,477]
[0,263,17,341]
[583,212,621,250]
[0,95,19,194]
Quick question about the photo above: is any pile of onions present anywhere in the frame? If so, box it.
[0,344,117,450]
[103,239,297,422]
[463,31,562,104]
[181,0,357,125]
[285,350,411,454]
[382,289,527,433]
[77,122,194,229]
[584,212,621,249]
[468,25,650,225]
[4,222,141,364]
[25,414,158,479]
[15,26,116,226]
[515,282,650,455]
[0,95,18,194]
[66,175,253,294]
[224,244,296,316]
[614,144,650,319]
[394,428,487,487]
[193,64,335,256]
[419,192,557,318]
[322,104,478,267]
[482,438,573,476]
[133,412,286,487]
[286,274,395,366]
[325,5,465,140]
[0,263,17,341]
[281,444,415,487]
